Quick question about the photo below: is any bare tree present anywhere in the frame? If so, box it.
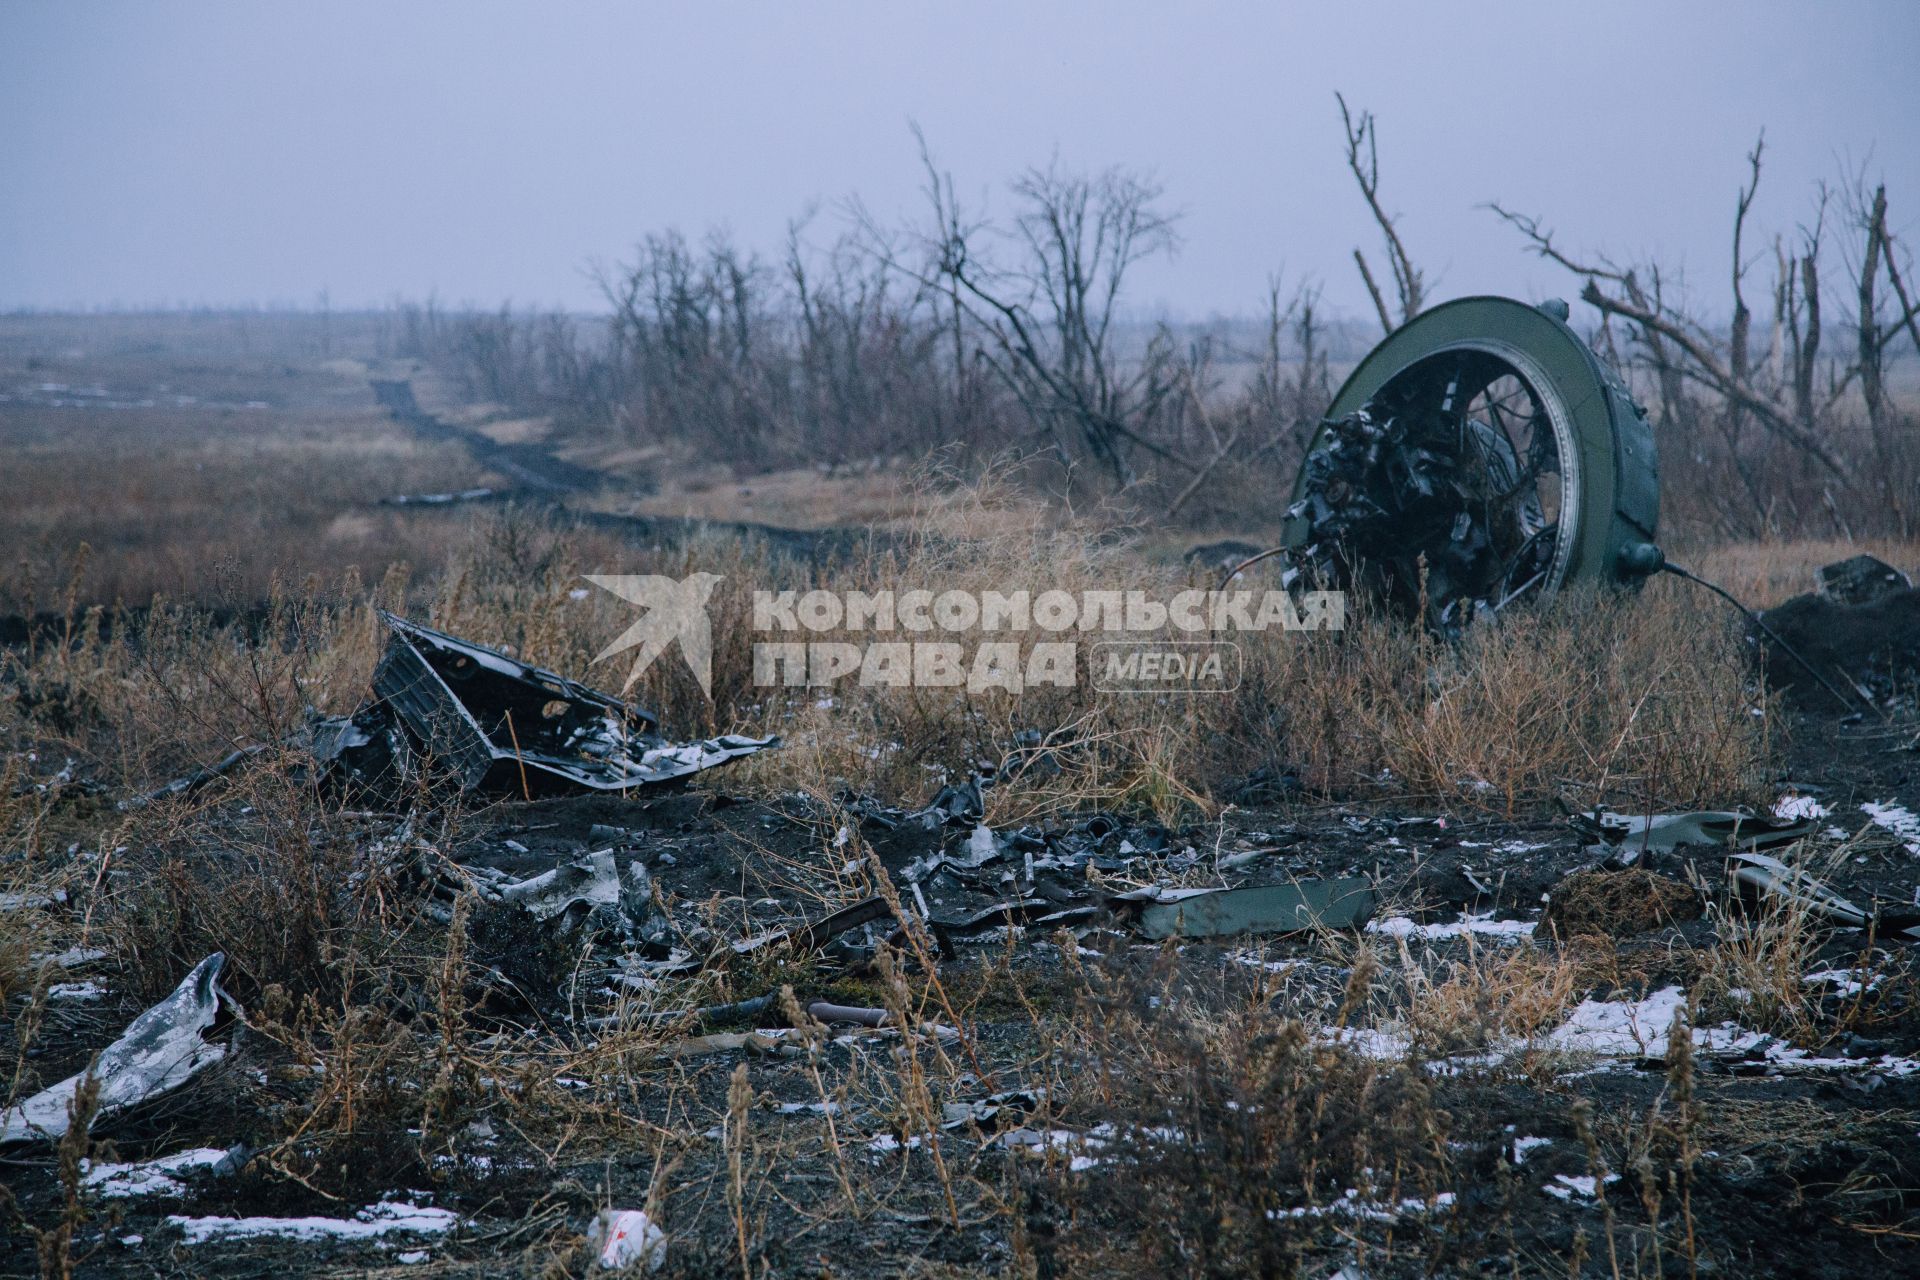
[869,133,1188,488]
[1490,158,1850,478]
[1336,92,1425,334]
[1773,188,1827,430]
[1491,141,1920,540]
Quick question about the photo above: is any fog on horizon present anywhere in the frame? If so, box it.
[4,1,1916,323]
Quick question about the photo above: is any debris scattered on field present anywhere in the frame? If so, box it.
[806,1001,891,1028]
[2,952,229,1144]
[940,1089,1042,1131]
[1759,557,1920,706]
[589,1207,667,1272]
[495,848,653,925]
[1772,793,1831,820]
[1727,850,1920,936]
[126,612,778,808]
[119,745,265,811]
[325,611,777,797]
[1277,296,1660,635]
[1816,554,1912,606]
[1285,405,1551,633]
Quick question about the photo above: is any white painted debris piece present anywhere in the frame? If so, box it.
[167,1199,458,1244]
[590,1207,667,1272]
[1,952,229,1143]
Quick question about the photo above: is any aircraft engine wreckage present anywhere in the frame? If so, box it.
[1281,296,1661,633]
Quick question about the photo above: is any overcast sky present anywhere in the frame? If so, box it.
[3,2,1915,320]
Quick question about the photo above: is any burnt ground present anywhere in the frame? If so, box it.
[5,685,1920,1279]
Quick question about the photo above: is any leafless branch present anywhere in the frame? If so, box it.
[1336,92,1424,330]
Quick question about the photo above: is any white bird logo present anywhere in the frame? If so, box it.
[584,572,724,696]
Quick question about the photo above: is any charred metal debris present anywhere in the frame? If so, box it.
[127,611,777,810]
[309,612,775,799]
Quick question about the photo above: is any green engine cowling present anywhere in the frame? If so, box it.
[1283,296,1659,594]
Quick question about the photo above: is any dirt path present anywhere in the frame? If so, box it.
[368,378,605,494]
[369,376,905,564]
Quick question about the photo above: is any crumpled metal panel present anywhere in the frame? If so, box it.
[358,612,776,796]
[2,952,229,1144]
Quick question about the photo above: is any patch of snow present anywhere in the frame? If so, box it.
[866,1133,925,1154]
[1367,913,1536,944]
[1546,986,1920,1078]
[167,1200,457,1244]
[1862,802,1920,856]
[1319,1026,1416,1061]
[1805,968,1873,997]
[48,981,107,1001]
[1773,795,1830,821]
[991,1126,1108,1172]
[1548,987,1760,1058]
[1511,1136,1551,1165]
[1228,951,1309,975]
[1544,1173,1617,1201]
[83,1148,230,1198]
[1268,1189,1457,1221]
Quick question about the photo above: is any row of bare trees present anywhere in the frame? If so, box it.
[403,102,1914,539]
[400,142,1336,501]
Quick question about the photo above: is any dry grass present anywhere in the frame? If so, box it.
[1684,536,1920,609]
[2,467,1774,823]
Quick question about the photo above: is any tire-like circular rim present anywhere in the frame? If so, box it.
[1286,296,1655,599]
[1373,337,1585,600]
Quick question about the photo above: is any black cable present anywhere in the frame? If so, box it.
[1658,561,1876,718]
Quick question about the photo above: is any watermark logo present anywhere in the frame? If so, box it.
[584,572,723,695]
[1091,640,1243,693]
[587,578,1342,697]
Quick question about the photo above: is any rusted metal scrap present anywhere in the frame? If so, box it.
[312,612,776,798]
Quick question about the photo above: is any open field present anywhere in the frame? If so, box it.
[4,312,1920,1279]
